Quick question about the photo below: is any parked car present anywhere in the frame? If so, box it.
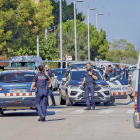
[51,68,67,87]
[59,68,111,106]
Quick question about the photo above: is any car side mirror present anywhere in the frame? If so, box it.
[110,77,116,82]
[62,78,66,82]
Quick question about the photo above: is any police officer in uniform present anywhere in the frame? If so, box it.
[100,65,104,75]
[30,65,48,121]
[45,64,56,106]
[82,62,98,110]
[123,65,130,80]
[114,64,121,72]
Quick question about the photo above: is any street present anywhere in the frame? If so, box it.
[0,86,140,140]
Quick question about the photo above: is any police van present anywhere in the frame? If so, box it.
[131,53,140,128]
[59,68,111,106]
[8,56,43,70]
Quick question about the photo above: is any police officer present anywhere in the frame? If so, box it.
[123,65,130,80]
[100,65,104,75]
[104,65,115,81]
[114,64,121,72]
[45,64,56,106]
[82,62,98,110]
[30,65,48,121]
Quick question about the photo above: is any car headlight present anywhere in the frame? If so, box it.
[102,85,110,89]
[68,85,79,89]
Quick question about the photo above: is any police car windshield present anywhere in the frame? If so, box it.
[52,69,66,76]
[106,70,127,81]
[0,73,35,83]
[11,62,35,67]
[71,71,102,81]
[70,64,95,69]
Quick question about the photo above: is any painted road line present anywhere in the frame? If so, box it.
[70,110,86,115]
[98,110,114,114]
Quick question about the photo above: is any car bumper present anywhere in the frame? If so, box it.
[112,95,127,99]
[0,97,36,109]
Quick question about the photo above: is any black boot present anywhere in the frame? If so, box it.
[38,115,45,122]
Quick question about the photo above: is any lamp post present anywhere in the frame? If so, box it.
[74,0,83,62]
[35,0,39,56]
[96,10,103,31]
[60,0,63,68]
[87,5,96,61]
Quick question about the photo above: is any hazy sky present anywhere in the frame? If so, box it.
[66,0,140,50]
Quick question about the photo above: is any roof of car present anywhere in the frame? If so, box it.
[51,68,67,70]
[0,70,36,74]
[71,68,99,72]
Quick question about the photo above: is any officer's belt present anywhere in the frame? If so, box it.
[37,86,46,89]
[85,81,95,85]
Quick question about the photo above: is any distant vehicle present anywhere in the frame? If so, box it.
[51,68,67,87]
[59,69,111,106]
[69,62,96,70]
[0,69,37,115]
[9,56,44,70]
[131,54,140,128]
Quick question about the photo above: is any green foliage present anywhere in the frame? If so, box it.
[0,0,54,60]
[50,0,85,27]
[108,39,138,64]
[0,69,3,72]
[56,20,109,61]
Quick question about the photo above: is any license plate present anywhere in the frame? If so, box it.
[10,89,25,93]
[89,93,98,96]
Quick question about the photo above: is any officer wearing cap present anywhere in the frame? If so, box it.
[30,65,48,122]
[45,64,56,106]
[82,62,98,110]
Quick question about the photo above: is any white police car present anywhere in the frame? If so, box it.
[0,68,37,115]
[105,70,128,102]
[59,69,111,106]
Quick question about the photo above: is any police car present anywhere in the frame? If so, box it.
[59,68,111,106]
[0,68,37,115]
[131,53,140,128]
[105,69,128,102]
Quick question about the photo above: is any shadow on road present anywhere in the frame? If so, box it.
[47,118,66,122]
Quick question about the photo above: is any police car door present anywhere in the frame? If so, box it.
[106,70,128,99]
[61,70,70,98]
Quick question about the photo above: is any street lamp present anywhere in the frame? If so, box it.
[96,10,103,31]
[87,5,96,61]
[74,0,83,62]
[60,0,63,68]
[35,0,39,56]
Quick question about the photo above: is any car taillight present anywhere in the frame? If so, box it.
[0,87,3,91]
[134,92,137,111]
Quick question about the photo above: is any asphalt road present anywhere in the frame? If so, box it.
[0,86,140,140]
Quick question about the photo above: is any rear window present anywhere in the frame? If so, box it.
[0,73,35,83]
[11,62,35,67]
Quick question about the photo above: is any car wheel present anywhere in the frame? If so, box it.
[104,100,111,106]
[59,91,66,105]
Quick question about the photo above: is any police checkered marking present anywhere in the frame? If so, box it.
[0,92,36,97]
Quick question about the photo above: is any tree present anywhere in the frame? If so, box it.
[50,0,85,28]
[50,20,109,61]
[108,39,138,64]
[0,0,54,59]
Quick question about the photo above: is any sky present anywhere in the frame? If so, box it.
[66,0,140,50]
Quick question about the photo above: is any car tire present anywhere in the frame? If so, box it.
[0,108,4,115]
[133,111,140,129]
[59,91,66,105]
[104,100,111,106]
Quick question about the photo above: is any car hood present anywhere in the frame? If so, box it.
[69,80,108,86]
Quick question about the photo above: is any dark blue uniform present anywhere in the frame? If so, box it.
[33,72,48,117]
[123,67,129,79]
[100,68,104,75]
[114,66,121,72]
[46,69,56,105]
[104,70,115,79]
[84,69,96,109]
